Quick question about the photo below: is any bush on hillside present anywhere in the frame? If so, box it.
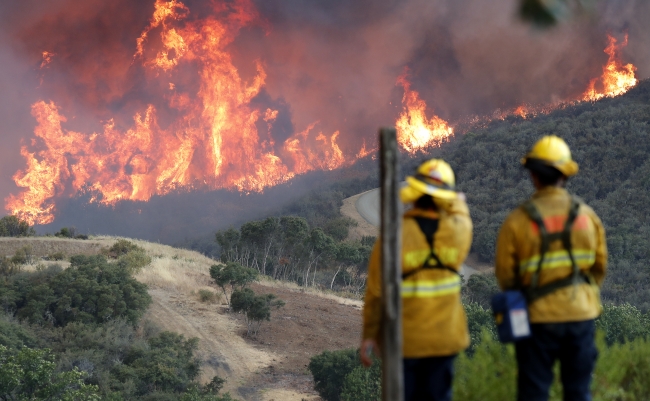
[106,239,141,258]
[464,302,498,355]
[0,315,38,350]
[198,289,218,303]
[209,262,258,306]
[112,332,201,396]
[2,255,151,326]
[0,215,35,237]
[10,246,35,266]
[0,345,100,400]
[0,257,20,277]
[47,251,66,261]
[323,217,357,241]
[117,249,152,274]
[230,288,284,336]
[463,273,500,309]
[54,227,88,240]
[340,360,381,401]
[308,348,359,401]
[102,240,151,273]
[595,303,650,345]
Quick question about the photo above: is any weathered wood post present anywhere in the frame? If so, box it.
[379,127,403,401]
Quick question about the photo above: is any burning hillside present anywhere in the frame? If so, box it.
[0,0,644,226]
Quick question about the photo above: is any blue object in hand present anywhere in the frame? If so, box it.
[491,291,531,343]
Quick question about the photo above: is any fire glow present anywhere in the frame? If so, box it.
[4,1,640,226]
[582,34,637,102]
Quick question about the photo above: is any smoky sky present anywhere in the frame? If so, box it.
[0,0,649,215]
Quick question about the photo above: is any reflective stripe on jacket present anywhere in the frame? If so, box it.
[495,187,607,323]
[362,198,473,358]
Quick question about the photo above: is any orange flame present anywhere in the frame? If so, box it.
[40,51,55,69]
[395,74,453,153]
[6,0,359,225]
[583,34,637,102]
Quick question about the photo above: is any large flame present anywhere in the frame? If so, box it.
[395,74,453,153]
[582,34,637,102]
[5,0,640,226]
[498,34,637,120]
[6,0,357,225]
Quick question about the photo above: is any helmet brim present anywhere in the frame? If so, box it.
[400,176,457,203]
[521,156,579,177]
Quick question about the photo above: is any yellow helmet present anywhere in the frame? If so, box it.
[521,135,579,177]
[400,159,457,203]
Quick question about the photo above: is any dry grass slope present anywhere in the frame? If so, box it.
[1,236,362,401]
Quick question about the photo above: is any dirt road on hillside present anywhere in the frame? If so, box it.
[231,283,362,397]
[1,237,365,400]
[144,283,361,401]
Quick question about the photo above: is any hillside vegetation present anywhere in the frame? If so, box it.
[436,79,650,311]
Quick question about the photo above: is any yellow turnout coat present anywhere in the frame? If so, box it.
[362,199,473,358]
[495,187,607,323]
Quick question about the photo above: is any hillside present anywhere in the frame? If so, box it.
[0,237,361,401]
[424,79,650,311]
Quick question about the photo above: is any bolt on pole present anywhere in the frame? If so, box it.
[379,127,404,401]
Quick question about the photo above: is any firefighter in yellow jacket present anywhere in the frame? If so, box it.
[495,136,607,401]
[361,159,472,401]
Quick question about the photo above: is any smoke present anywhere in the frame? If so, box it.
[0,0,648,237]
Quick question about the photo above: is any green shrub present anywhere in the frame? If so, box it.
[198,290,217,303]
[453,332,517,400]
[0,345,100,400]
[47,251,66,261]
[594,334,650,399]
[596,303,650,345]
[464,301,498,355]
[0,215,35,237]
[55,227,75,238]
[0,315,38,350]
[323,217,357,241]
[209,262,258,306]
[0,257,19,277]
[117,250,152,274]
[113,332,200,396]
[4,255,151,326]
[463,273,500,309]
[10,246,34,265]
[308,348,359,401]
[340,360,381,401]
[230,288,284,336]
[106,239,141,258]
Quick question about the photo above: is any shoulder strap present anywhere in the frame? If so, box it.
[402,217,460,280]
[521,196,584,302]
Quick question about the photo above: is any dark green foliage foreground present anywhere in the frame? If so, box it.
[0,253,235,400]
[0,345,100,401]
[310,302,650,401]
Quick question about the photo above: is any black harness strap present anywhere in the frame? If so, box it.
[402,217,460,280]
[521,197,588,302]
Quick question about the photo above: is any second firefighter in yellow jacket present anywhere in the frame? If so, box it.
[361,159,472,401]
[495,135,607,401]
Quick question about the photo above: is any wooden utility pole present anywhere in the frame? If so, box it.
[379,127,403,401]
